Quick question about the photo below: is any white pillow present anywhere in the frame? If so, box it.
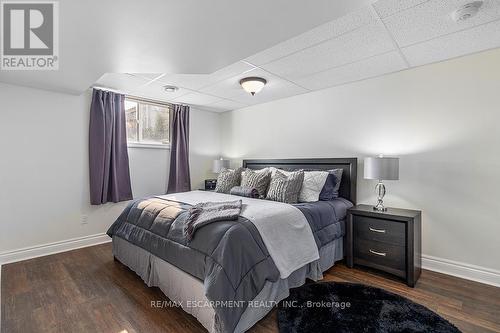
[298,171,329,202]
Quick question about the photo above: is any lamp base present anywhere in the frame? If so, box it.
[373,203,387,212]
[373,182,387,212]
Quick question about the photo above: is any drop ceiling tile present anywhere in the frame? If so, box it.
[156,61,256,90]
[295,51,407,90]
[155,74,212,91]
[173,92,222,106]
[402,18,500,66]
[372,0,429,19]
[383,0,500,47]
[245,6,378,66]
[132,80,189,100]
[208,61,257,83]
[200,68,308,105]
[260,21,395,80]
[95,73,150,92]
[206,99,247,112]
[129,73,164,81]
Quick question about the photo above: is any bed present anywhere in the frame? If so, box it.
[108,158,357,333]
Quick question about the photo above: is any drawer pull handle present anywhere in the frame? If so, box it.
[369,249,387,257]
[369,227,386,233]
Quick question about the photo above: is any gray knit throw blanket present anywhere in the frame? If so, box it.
[184,200,242,241]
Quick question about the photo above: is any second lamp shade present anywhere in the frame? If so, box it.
[364,157,399,180]
[212,159,230,173]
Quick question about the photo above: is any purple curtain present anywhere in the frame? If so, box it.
[167,104,191,193]
[89,89,133,205]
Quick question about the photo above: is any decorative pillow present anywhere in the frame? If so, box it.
[215,168,242,194]
[269,167,293,177]
[241,168,271,198]
[229,186,260,198]
[298,171,329,202]
[269,167,278,176]
[319,169,343,200]
[269,167,298,177]
[266,170,304,204]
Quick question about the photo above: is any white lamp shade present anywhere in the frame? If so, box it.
[212,159,230,173]
[364,157,399,180]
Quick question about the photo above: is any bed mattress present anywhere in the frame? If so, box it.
[112,235,343,333]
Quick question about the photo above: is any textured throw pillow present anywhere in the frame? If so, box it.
[298,171,329,202]
[269,167,298,177]
[215,168,242,194]
[269,167,293,177]
[241,168,271,198]
[269,167,279,176]
[319,169,343,200]
[266,170,304,204]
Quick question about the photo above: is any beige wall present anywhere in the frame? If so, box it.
[220,49,500,272]
[0,83,221,254]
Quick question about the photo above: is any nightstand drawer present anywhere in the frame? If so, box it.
[353,215,405,246]
[354,238,406,277]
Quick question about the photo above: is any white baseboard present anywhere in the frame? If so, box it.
[0,233,111,265]
[422,254,500,287]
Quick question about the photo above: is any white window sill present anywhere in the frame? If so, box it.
[127,142,170,150]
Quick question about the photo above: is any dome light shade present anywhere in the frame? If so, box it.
[240,77,267,95]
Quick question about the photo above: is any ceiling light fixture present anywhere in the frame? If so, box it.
[451,1,482,22]
[164,85,178,92]
[239,77,267,96]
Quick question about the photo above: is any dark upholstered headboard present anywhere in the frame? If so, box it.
[242,158,357,204]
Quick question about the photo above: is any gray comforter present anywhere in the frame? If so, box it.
[107,196,350,332]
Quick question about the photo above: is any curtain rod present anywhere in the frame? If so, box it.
[90,86,190,107]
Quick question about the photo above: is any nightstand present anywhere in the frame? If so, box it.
[346,204,422,287]
[204,179,217,191]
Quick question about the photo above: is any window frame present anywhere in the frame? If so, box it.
[125,96,171,150]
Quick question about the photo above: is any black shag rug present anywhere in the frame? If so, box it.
[277,282,461,333]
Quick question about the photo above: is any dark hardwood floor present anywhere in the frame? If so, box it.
[2,243,499,333]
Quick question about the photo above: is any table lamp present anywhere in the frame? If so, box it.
[364,156,399,211]
[212,158,230,174]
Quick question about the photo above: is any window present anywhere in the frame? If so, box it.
[125,98,170,147]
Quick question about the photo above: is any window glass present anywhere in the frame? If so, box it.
[139,103,169,144]
[125,100,138,142]
[125,98,169,145]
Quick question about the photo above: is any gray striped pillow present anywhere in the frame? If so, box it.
[215,168,242,194]
[266,170,304,204]
[241,168,271,198]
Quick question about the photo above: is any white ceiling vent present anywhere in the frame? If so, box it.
[452,1,483,22]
